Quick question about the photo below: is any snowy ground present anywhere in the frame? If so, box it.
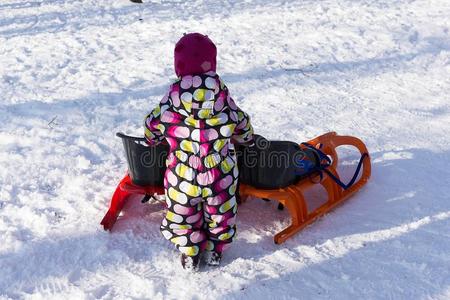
[1,0,450,299]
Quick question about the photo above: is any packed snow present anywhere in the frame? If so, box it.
[1,0,449,299]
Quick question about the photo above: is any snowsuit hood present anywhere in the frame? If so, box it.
[174,33,217,77]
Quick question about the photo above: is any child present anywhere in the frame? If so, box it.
[144,33,254,270]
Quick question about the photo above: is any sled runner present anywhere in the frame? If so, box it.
[101,132,371,244]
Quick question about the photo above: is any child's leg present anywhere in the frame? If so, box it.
[160,182,207,257]
[204,175,238,253]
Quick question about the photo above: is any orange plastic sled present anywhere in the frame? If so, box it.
[239,132,371,244]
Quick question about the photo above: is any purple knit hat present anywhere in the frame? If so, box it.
[174,33,217,77]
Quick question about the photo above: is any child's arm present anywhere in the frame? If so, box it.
[144,99,165,146]
[230,97,254,145]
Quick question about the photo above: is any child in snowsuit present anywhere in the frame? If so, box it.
[144,33,254,270]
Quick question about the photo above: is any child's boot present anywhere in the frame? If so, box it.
[206,251,222,266]
[181,254,200,271]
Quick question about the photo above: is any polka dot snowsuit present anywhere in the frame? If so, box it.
[144,72,253,257]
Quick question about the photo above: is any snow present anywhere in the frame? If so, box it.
[1,0,449,299]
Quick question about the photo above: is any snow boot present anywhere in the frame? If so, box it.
[181,254,200,271]
[206,251,222,266]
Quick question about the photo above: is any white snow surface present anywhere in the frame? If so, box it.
[1,0,450,299]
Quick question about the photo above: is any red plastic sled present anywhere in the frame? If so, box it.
[100,175,164,231]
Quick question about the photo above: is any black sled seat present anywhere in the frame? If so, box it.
[235,135,319,189]
[116,133,168,187]
[118,133,318,190]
